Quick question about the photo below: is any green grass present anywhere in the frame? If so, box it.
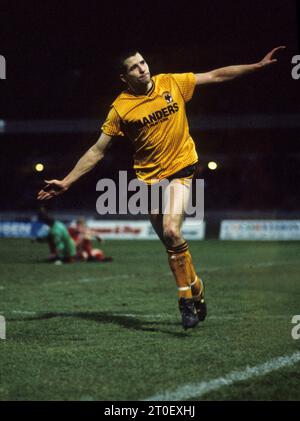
[0,239,300,401]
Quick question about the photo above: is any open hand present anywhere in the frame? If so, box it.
[259,46,286,67]
[37,179,68,200]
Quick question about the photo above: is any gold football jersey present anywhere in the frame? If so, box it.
[101,73,198,183]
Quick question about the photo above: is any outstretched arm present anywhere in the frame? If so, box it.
[195,46,286,85]
[37,132,113,200]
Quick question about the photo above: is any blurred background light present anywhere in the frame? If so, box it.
[208,161,218,171]
[35,163,44,172]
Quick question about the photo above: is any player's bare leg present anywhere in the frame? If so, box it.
[148,211,164,244]
[148,178,206,329]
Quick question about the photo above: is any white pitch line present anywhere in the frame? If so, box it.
[199,260,300,274]
[78,275,130,283]
[2,260,297,289]
[161,259,300,278]
[10,310,37,315]
[143,351,300,401]
[67,259,299,284]
[43,274,130,287]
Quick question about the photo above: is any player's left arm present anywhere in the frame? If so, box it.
[195,46,286,85]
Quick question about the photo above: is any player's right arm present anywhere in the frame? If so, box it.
[37,132,113,200]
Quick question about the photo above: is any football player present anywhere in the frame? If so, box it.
[38,46,285,328]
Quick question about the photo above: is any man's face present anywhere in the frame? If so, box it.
[121,52,151,88]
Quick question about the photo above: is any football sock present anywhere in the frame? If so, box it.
[191,276,204,302]
[167,241,193,299]
[186,250,204,302]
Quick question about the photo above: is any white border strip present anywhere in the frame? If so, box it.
[144,351,300,401]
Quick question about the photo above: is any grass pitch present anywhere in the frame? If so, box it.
[0,238,300,401]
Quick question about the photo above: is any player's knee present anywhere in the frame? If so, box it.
[163,225,182,246]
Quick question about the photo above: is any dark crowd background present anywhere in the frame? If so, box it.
[0,0,299,215]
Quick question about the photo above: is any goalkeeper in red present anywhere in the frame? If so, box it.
[38,46,285,329]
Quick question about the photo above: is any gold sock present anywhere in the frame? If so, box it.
[190,277,204,302]
[186,250,203,301]
[167,242,192,299]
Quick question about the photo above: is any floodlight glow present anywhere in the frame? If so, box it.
[35,163,44,172]
[208,161,218,170]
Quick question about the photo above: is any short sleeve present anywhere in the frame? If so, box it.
[101,106,124,137]
[171,73,196,103]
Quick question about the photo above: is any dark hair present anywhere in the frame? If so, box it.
[116,48,143,74]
